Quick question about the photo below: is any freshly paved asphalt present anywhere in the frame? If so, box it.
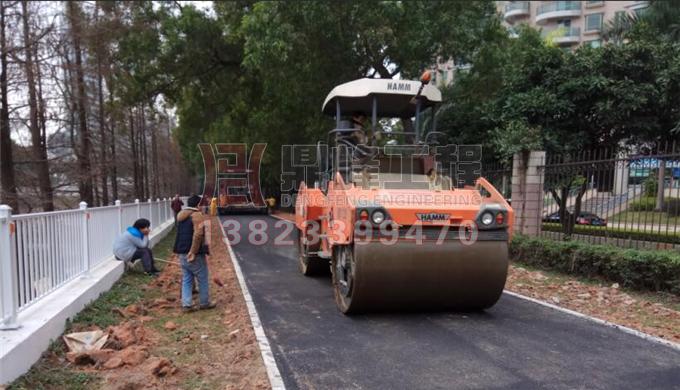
[220,215,680,390]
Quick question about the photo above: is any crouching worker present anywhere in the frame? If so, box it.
[113,218,160,277]
[174,195,216,312]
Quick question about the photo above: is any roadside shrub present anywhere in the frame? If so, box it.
[629,197,656,212]
[662,198,680,217]
[510,235,680,294]
[541,223,680,244]
[643,175,657,198]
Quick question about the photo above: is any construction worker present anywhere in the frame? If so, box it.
[113,218,160,277]
[174,195,215,312]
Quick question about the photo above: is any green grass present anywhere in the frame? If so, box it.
[8,229,177,390]
[8,362,100,390]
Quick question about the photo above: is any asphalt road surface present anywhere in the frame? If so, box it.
[220,215,680,390]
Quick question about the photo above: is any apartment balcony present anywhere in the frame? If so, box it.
[628,1,649,11]
[536,1,582,24]
[542,27,581,45]
[504,2,530,22]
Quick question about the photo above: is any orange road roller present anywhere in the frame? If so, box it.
[295,72,513,314]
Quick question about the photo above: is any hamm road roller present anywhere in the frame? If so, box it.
[295,72,513,314]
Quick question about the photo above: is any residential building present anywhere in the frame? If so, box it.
[498,1,649,49]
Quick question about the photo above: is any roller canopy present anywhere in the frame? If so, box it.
[322,78,442,118]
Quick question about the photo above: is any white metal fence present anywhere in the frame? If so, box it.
[0,198,179,329]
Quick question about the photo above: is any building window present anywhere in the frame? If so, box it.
[586,39,602,48]
[585,13,603,31]
[586,1,604,6]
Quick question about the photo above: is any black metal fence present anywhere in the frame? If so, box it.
[538,143,680,250]
[482,160,512,200]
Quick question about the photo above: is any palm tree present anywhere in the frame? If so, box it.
[603,0,680,44]
[602,12,638,45]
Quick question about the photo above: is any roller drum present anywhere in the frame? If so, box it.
[332,240,508,313]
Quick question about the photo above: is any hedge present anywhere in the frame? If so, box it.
[629,197,680,215]
[541,223,680,244]
[510,235,680,295]
[629,197,657,212]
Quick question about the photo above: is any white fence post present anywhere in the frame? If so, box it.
[156,198,161,226]
[0,205,20,330]
[80,202,90,276]
[115,199,122,232]
[135,199,140,219]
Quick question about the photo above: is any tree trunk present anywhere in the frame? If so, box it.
[108,85,118,200]
[97,59,109,205]
[67,1,93,205]
[141,106,149,200]
[150,108,159,198]
[21,1,53,211]
[0,0,18,210]
[129,108,140,199]
[656,159,665,211]
[94,4,109,205]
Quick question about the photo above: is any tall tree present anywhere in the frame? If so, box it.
[20,1,53,211]
[93,3,109,205]
[66,1,93,205]
[0,0,17,209]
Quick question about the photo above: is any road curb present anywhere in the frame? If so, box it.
[218,218,286,390]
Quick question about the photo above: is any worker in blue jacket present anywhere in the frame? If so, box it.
[113,218,160,277]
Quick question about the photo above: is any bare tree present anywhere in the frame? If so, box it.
[0,0,17,209]
[20,0,53,211]
[66,1,92,205]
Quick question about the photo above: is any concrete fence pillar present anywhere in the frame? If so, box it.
[135,199,140,219]
[79,202,90,276]
[0,205,20,330]
[511,151,546,236]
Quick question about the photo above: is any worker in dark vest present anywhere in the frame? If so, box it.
[173,195,216,312]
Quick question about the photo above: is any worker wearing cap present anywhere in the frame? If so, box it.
[173,195,215,312]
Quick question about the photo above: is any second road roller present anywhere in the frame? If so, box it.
[295,71,513,314]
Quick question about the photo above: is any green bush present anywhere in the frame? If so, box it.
[644,175,657,198]
[662,198,680,217]
[629,197,656,212]
[510,235,680,294]
[630,196,680,215]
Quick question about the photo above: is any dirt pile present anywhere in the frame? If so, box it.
[507,265,680,342]
[64,320,167,374]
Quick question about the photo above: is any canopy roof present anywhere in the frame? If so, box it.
[322,78,442,118]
